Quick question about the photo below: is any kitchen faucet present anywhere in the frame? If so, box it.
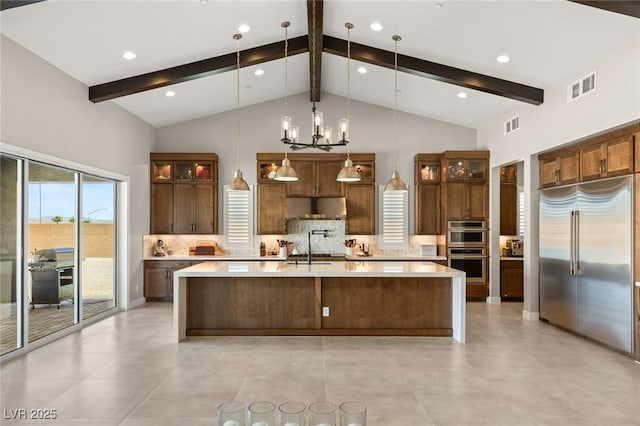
[308,229,329,264]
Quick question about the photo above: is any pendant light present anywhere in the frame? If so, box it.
[275,21,299,182]
[384,34,408,192]
[336,22,361,183]
[229,33,249,191]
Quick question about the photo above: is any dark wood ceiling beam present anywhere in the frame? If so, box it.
[306,0,323,102]
[0,0,45,11]
[89,35,308,103]
[323,35,544,105]
[568,1,640,19]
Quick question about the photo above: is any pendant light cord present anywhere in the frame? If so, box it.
[393,35,399,171]
[283,22,288,115]
[235,34,241,170]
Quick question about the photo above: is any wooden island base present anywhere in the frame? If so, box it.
[174,261,466,342]
[184,276,452,337]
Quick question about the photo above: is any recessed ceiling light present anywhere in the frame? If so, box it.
[370,22,383,32]
[200,0,208,4]
[254,69,264,76]
[238,24,251,33]
[357,66,367,74]
[457,92,467,99]
[165,90,176,97]
[497,54,511,63]
[435,3,444,8]
[122,51,136,60]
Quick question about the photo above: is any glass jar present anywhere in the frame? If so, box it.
[217,401,246,426]
[308,402,336,426]
[278,401,306,426]
[339,401,366,426]
[248,401,276,426]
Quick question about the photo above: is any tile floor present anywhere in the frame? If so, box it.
[1,302,639,425]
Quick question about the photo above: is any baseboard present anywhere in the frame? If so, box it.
[522,310,539,321]
[128,297,147,310]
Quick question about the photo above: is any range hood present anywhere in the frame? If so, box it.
[286,197,346,220]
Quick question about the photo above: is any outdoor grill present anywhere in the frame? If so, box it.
[29,247,75,308]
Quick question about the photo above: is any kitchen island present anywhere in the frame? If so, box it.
[173,260,466,343]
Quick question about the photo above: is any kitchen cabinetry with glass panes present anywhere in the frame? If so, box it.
[150,153,218,234]
[414,154,442,235]
[442,151,488,182]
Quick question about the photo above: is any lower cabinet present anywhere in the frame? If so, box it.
[144,260,190,301]
[500,259,523,301]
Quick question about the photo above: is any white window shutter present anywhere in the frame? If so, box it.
[224,185,253,248]
[378,185,408,250]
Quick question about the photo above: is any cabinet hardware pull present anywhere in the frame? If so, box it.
[555,169,560,183]
[603,158,607,173]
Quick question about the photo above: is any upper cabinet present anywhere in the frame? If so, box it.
[539,149,579,188]
[150,153,218,234]
[580,134,634,181]
[539,122,639,188]
[443,152,488,182]
[287,160,344,197]
[415,154,441,184]
[414,154,442,235]
[255,153,376,235]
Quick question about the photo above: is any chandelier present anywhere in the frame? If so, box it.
[280,0,350,152]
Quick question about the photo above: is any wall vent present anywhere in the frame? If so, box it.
[505,115,520,135]
[568,71,596,102]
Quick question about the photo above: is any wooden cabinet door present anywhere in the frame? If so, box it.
[500,183,517,235]
[467,183,488,220]
[286,161,315,196]
[605,135,633,176]
[173,184,195,233]
[144,267,169,298]
[445,183,465,220]
[558,150,579,185]
[193,184,214,234]
[316,161,344,196]
[539,155,560,188]
[580,143,605,181]
[257,184,287,234]
[415,184,440,235]
[500,260,523,300]
[150,184,174,233]
[345,184,375,234]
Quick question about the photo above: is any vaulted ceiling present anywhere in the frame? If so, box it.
[1,1,639,129]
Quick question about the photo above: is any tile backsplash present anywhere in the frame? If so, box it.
[144,219,444,257]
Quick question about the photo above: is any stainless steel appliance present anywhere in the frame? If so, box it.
[539,176,634,353]
[447,220,487,247]
[448,247,487,284]
[28,247,75,308]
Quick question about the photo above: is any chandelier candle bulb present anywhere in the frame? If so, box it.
[292,125,299,143]
[281,116,292,142]
[324,126,332,144]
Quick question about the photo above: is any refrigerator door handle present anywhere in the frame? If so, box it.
[574,210,580,275]
[570,211,575,275]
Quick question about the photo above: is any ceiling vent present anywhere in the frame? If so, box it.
[568,71,596,102]
[505,115,519,135]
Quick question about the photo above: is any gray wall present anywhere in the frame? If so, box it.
[155,91,478,231]
[0,35,155,304]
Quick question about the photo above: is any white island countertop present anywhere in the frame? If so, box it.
[173,259,461,278]
[173,260,466,343]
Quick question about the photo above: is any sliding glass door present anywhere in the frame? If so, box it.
[0,153,119,356]
[27,162,78,342]
[0,156,21,356]
[81,176,116,320]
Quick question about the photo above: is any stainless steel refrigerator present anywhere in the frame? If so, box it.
[539,175,634,353]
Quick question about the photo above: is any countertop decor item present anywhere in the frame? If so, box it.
[384,34,408,192]
[228,32,250,191]
[217,401,246,426]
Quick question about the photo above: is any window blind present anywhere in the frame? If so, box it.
[378,186,408,249]
[224,186,253,248]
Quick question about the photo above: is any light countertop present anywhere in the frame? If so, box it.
[144,254,447,262]
[173,260,463,278]
[500,257,524,261]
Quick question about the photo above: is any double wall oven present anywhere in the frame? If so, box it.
[447,221,488,287]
